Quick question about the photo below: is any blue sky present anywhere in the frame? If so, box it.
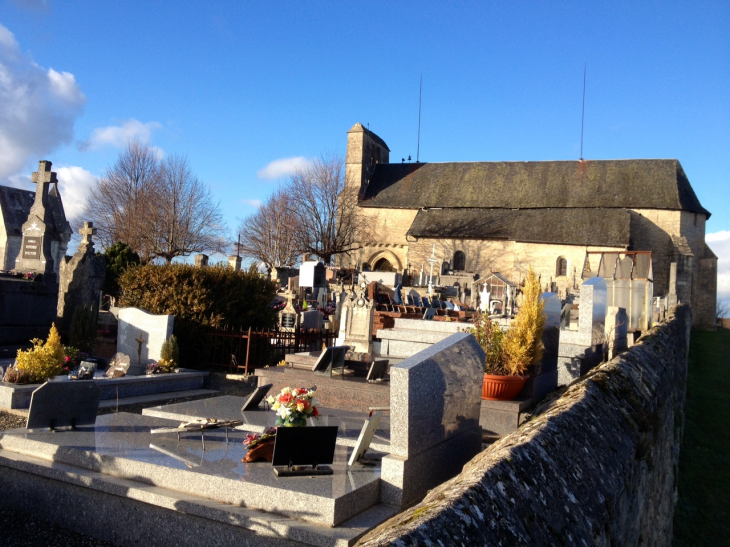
[0,1,728,297]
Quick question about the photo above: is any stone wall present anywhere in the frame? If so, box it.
[358,305,691,547]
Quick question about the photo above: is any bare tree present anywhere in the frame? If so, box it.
[238,188,300,273]
[86,140,160,260]
[86,142,227,263]
[150,154,228,263]
[286,155,369,264]
[717,298,730,324]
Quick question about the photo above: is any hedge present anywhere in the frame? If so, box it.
[118,263,277,368]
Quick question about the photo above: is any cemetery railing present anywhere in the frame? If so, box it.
[203,327,336,373]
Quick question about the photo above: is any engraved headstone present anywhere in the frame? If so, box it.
[13,161,71,279]
[117,308,174,374]
[279,290,298,332]
[339,283,375,354]
[312,345,349,377]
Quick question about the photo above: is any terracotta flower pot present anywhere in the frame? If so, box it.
[481,373,529,401]
[243,437,276,463]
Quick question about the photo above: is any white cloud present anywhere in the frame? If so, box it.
[79,119,162,151]
[55,166,98,221]
[257,156,313,180]
[706,230,730,301]
[241,199,262,208]
[0,23,86,179]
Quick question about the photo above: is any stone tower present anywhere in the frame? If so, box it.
[345,123,390,197]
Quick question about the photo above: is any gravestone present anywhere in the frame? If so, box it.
[194,254,208,268]
[540,292,562,328]
[330,283,347,333]
[26,381,101,430]
[301,309,323,331]
[13,161,72,280]
[299,261,326,289]
[604,306,629,359]
[479,284,490,313]
[557,277,607,385]
[228,256,242,271]
[338,282,375,355]
[117,308,174,374]
[423,308,436,320]
[392,285,403,305]
[381,332,484,507]
[56,222,106,332]
[278,290,298,332]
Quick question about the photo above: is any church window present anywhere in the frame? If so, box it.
[453,251,466,271]
[556,257,568,277]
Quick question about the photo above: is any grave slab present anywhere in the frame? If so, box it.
[142,395,391,453]
[0,412,382,528]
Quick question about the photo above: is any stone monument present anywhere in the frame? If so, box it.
[13,161,72,280]
[56,222,107,332]
[279,290,299,332]
[338,282,375,355]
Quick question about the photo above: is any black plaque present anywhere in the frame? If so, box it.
[366,360,389,382]
[312,346,349,377]
[241,383,273,411]
[272,426,338,476]
[22,237,41,259]
[26,381,101,430]
[281,313,297,329]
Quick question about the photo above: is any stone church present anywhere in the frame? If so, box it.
[339,123,717,328]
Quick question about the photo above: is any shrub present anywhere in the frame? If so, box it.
[69,305,98,354]
[99,242,140,298]
[118,263,277,367]
[469,311,507,375]
[13,324,65,383]
[502,267,546,376]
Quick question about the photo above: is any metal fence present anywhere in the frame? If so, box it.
[203,327,336,374]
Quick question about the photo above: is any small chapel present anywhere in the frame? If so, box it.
[338,123,718,328]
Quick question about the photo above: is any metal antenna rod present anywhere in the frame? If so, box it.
[580,63,586,161]
[417,73,422,163]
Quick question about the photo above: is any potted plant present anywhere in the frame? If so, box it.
[470,267,545,400]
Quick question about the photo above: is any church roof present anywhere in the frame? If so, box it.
[348,123,390,151]
[406,207,631,247]
[360,159,710,217]
[0,186,35,237]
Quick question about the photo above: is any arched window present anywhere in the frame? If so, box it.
[453,251,466,271]
[556,257,568,277]
[373,258,393,272]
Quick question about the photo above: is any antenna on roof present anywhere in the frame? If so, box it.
[580,62,586,161]
[417,73,422,163]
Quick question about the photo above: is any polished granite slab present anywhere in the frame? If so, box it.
[0,412,383,527]
[142,396,391,452]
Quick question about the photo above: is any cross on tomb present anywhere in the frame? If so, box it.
[135,332,147,365]
[30,160,57,188]
[79,222,97,246]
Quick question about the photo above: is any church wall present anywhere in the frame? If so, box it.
[408,238,623,296]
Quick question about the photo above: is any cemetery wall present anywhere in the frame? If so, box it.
[358,305,692,547]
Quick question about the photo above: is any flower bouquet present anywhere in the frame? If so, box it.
[266,387,319,427]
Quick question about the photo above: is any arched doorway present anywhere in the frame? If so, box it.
[373,258,394,272]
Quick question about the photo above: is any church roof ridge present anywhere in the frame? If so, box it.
[360,158,709,217]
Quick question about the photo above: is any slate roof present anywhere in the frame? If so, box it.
[0,186,35,237]
[406,208,631,247]
[360,159,710,216]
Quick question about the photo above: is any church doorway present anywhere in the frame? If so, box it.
[373,258,394,272]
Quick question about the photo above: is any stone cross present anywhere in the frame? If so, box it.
[135,332,147,365]
[426,245,439,295]
[79,222,97,246]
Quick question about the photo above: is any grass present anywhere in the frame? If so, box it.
[673,328,730,546]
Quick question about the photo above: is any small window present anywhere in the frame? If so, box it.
[556,257,568,277]
[453,251,466,271]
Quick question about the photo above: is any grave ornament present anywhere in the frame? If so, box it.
[105,352,131,378]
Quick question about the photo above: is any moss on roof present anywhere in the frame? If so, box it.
[406,208,631,247]
[360,159,709,216]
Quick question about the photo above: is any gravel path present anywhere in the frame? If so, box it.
[0,372,256,546]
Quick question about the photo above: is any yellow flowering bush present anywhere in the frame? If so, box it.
[14,324,65,383]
